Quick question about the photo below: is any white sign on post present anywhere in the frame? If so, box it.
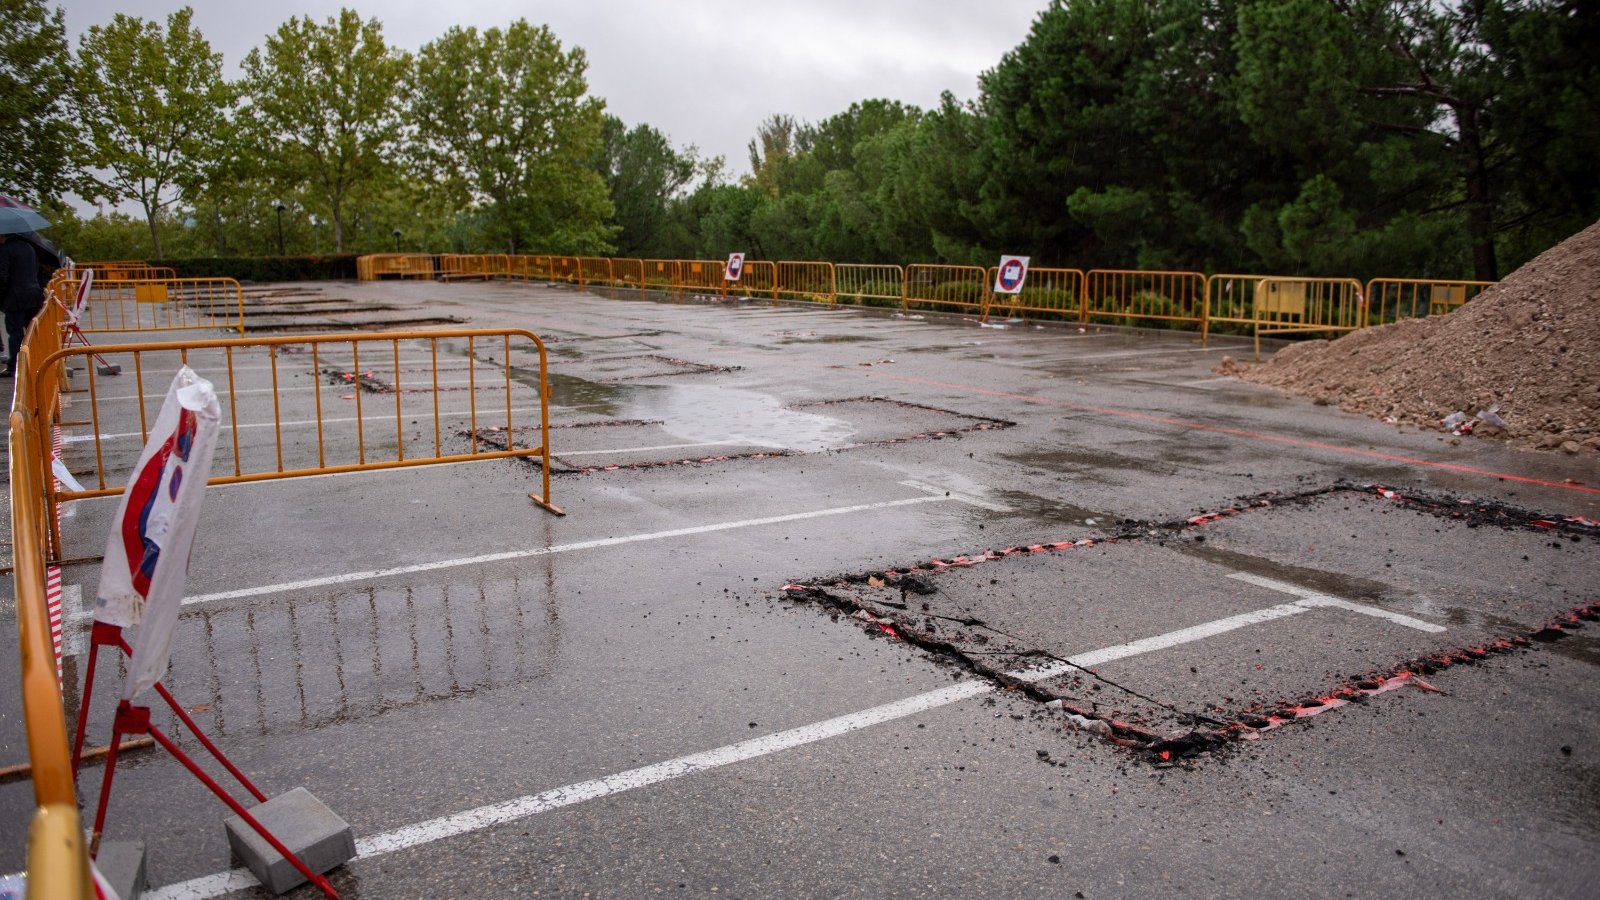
[993,255,1030,295]
[725,253,745,282]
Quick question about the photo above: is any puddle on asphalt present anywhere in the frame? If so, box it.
[626,383,854,452]
[774,333,883,345]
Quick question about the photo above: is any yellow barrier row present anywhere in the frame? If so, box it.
[12,286,564,890]
[68,275,247,336]
[356,253,1496,351]
[9,320,96,897]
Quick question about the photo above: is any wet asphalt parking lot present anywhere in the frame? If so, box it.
[3,279,1598,898]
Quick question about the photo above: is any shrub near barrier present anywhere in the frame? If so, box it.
[161,255,359,282]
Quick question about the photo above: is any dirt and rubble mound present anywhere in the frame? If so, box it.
[1229,220,1600,453]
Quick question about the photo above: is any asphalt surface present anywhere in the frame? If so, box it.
[3,279,1597,899]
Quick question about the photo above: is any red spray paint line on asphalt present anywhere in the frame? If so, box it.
[710,347,1600,495]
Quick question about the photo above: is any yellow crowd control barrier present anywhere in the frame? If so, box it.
[505,254,545,281]
[1202,273,1267,342]
[1364,278,1497,322]
[726,260,778,301]
[983,266,1085,323]
[775,261,836,304]
[75,277,245,336]
[10,329,96,897]
[578,257,613,288]
[1082,269,1207,329]
[642,259,679,294]
[677,259,726,297]
[904,264,989,315]
[536,255,582,285]
[439,254,512,280]
[1250,277,1367,358]
[356,254,436,280]
[835,264,905,308]
[91,265,176,281]
[611,258,648,296]
[34,328,563,555]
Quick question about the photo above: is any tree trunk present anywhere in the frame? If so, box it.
[332,195,346,254]
[145,201,164,260]
[1457,106,1498,282]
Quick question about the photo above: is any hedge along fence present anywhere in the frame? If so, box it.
[139,255,361,282]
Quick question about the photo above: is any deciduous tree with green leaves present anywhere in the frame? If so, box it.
[73,6,234,258]
[239,8,411,255]
[0,0,80,204]
[411,20,613,255]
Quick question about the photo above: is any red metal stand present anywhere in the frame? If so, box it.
[76,623,340,899]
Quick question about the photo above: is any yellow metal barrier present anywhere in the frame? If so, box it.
[356,253,436,281]
[983,266,1085,323]
[577,257,613,288]
[834,264,905,308]
[529,255,579,285]
[677,259,727,297]
[610,258,647,296]
[76,276,245,336]
[775,261,836,304]
[91,265,176,281]
[10,340,96,898]
[1202,273,1268,342]
[725,260,778,301]
[36,328,564,555]
[1082,269,1207,329]
[1250,276,1367,358]
[1364,277,1496,322]
[904,264,989,315]
[439,254,512,280]
[641,259,679,295]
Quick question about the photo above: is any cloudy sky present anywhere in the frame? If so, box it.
[59,0,1047,177]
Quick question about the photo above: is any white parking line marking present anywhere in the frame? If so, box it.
[1017,601,1313,679]
[555,440,768,457]
[181,487,996,606]
[1227,573,1447,633]
[137,594,1348,900]
[898,479,1012,512]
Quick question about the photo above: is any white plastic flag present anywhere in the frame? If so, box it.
[92,366,221,701]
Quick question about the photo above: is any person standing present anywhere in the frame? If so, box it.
[0,233,45,377]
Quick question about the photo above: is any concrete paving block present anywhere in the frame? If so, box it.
[224,787,354,895]
[95,841,147,900]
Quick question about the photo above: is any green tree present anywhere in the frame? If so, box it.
[240,8,411,254]
[597,116,705,257]
[411,20,613,255]
[73,6,234,258]
[0,0,79,203]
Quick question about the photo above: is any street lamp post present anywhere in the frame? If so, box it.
[311,216,321,255]
[273,201,287,256]
[391,228,402,251]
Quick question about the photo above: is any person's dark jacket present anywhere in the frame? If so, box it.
[0,238,44,313]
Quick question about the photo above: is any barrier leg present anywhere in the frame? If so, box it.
[87,702,144,857]
[73,622,123,778]
[112,633,271,804]
[144,716,341,899]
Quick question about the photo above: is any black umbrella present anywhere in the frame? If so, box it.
[11,230,67,268]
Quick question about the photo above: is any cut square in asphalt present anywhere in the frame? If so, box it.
[554,353,736,382]
[788,485,1597,750]
[532,394,1012,468]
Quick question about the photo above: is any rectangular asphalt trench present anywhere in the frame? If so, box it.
[3,280,1597,898]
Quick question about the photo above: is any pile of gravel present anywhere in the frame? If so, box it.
[1230,220,1600,454]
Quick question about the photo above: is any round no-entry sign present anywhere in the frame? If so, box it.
[994,255,1029,294]
[725,253,745,281]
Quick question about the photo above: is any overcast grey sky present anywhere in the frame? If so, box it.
[59,1,1046,177]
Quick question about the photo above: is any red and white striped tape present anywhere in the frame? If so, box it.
[46,564,63,688]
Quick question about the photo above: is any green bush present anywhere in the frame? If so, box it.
[160,255,360,282]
